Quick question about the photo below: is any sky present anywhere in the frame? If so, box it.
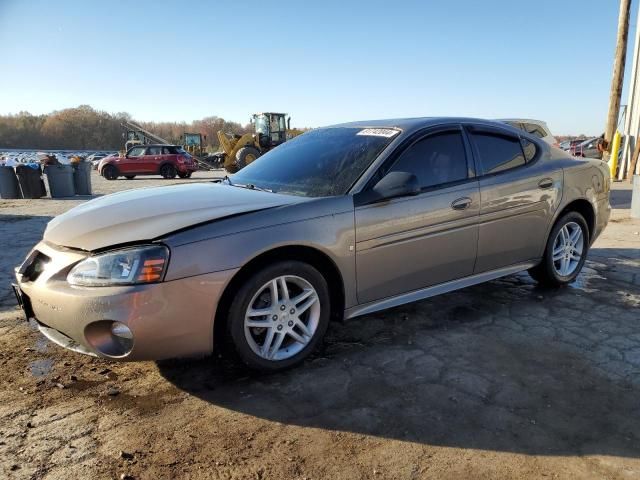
[0,0,637,135]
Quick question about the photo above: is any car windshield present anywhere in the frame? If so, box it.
[230,127,398,197]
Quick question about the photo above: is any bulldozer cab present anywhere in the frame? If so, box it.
[252,113,289,148]
[182,133,206,156]
[183,133,202,147]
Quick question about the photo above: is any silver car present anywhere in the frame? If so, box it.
[13,118,611,371]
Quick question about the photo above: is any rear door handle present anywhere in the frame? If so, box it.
[451,197,472,210]
[538,178,553,189]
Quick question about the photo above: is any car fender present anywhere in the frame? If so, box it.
[544,158,608,244]
[162,196,358,309]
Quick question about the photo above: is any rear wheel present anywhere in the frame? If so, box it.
[528,211,589,287]
[102,164,119,180]
[227,261,330,372]
[160,164,177,179]
[124,175,136,180]
[234,146,260,172]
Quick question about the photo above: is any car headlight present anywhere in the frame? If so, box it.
[67,245,169,287]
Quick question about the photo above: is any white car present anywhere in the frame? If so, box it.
[499,119,557,146]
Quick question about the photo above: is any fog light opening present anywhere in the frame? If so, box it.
[85,320,134,358]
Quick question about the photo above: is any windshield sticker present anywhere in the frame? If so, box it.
[356,128,399,138]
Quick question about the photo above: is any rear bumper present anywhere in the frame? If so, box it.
[15,241,237,361]
[178,163,199,173]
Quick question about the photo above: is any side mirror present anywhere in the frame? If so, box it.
[287,116,291,130]
[357,171,420,205]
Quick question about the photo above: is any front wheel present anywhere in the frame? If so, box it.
[178,171,192,179]
[227,261,331,372]
[528,211,589,287]
[102,164,119,180]
[233,146,260,172]
[124,175,136,180]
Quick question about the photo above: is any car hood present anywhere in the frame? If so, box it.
[44,182,304,251]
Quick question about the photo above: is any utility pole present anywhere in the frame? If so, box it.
[604,0,632,157]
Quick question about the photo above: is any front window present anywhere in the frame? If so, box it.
[230,127,399,197]
[254,115,269,135]
[388,131,468,189]
[127,146,145,157]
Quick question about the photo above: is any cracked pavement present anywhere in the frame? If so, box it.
[0,175,639,479]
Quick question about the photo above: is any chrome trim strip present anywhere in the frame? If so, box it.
[345,261,537,319]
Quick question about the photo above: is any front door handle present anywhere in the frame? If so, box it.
[538,178,553,189]
[451,197,472,210]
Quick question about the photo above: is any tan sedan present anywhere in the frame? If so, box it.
[13,118,611,371]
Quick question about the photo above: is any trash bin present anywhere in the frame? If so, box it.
[72,161,92,195]
[15,164,47,199]
[0,165,21,199]
[45,164,75,198]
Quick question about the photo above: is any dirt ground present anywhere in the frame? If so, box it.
[1,172,639,479]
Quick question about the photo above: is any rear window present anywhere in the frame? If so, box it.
[471,132,525,174]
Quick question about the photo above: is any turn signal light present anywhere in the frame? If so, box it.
[136,258,166,282]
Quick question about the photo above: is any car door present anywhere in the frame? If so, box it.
[466,124,562,273]
[143,146,163,173]
[120,146,147,174]
[354,126,480,304]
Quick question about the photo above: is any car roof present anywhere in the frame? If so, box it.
[326,117,525,136]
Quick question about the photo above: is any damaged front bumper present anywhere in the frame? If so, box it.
[14,241,237,361]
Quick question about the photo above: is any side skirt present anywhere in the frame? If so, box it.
[344,261,537,319]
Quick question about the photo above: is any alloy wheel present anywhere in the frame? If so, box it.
[244,275,320,361]
[552,221,584,276]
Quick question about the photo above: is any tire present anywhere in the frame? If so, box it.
[528,211,590,287]
[227,261,331,372]
[234,146,261,172]
[124,175,136,180]
[102,164,119,180]
[178,171,192,179]
[160,164,177,179]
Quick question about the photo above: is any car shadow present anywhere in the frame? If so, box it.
[158,247,640,458]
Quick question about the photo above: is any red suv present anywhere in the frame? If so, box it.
[98,144,198,180]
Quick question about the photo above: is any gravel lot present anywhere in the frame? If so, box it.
[1,172,639,479]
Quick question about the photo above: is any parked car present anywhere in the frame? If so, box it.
[572,137,602,159]
[499,119,557,146]
[98,144,197,180]
[89,152,116,170]
[559,139,586,151]
[13,118,611,372]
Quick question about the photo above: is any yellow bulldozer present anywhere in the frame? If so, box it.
[214,112,301,173]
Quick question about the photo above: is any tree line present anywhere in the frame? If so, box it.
[0,105,253,151]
